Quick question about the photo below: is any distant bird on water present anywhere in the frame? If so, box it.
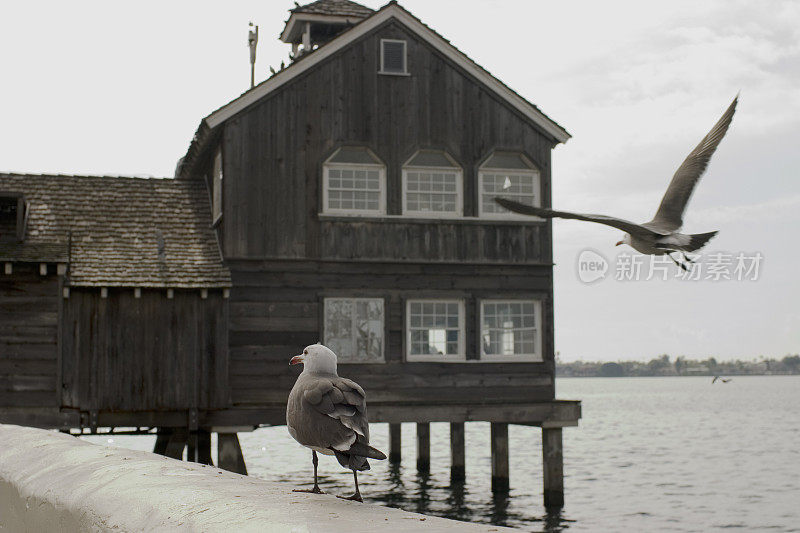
[496,96,739,270]
[287,343,386,502]
[712,375,732,384]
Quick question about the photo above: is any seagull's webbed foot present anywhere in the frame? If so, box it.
[293,450,325,494]
[682,253,696,263]
[293,485,325,494]
[337,492,363,503]
[337,469,364,502]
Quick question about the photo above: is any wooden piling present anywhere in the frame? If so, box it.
[389,423,402,463]
[416,422,430,472]
[218,433,248,475]
[153,428,170,456]
[450,422,465,481]
[490,422,509,493]
[186,432,198,462]
[542,427,564,507]
[197,429,213,465]
[164,427,187,460]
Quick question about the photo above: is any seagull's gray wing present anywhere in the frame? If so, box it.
[646,96,738,233]
[494,198,668,237]
[303,376,370,441]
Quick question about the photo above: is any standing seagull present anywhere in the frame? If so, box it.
[287,343,386,502]
[496,96,738,270]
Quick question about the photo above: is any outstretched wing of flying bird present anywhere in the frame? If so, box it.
[494,198,668,237]
[645,96,738,233]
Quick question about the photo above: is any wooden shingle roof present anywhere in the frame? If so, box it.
[290,0,374,17]
[0,173,231,288]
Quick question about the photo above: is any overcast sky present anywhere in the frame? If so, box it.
[2,1,797,361]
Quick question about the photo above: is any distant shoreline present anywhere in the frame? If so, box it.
[557,355,800,378]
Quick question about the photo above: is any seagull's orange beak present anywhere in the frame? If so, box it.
[289,354,304,366]
[615,240,623,246]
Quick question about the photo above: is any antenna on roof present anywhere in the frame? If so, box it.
[248,22,259,89]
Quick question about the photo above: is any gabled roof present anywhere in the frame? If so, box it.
[291,0,373,17]
[0,173,231,288]
[203,2,570,142]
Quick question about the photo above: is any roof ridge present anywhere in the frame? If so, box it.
[291,0,374,16]
[0,172,174,181]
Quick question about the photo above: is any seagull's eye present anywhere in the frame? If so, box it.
[303,349,308,355]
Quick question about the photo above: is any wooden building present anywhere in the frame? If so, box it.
[1,0,580,508]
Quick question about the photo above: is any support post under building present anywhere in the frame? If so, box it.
[542,427,564,507]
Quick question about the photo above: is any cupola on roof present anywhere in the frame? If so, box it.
[280,0,374,51]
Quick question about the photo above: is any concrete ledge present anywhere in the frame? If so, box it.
[0,424,514,532]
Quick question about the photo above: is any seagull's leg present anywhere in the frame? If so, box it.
[682,252,696,263]
[337,469,363,502]
[293,450,324,494]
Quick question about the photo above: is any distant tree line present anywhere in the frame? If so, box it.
[556,354,800,377]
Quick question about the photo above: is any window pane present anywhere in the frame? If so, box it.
[404,170,458,214]
[325,298,384,362]
[480,169,538,215]
[408,300,462,358]
[326,165,384,212]
[481,301,537,357]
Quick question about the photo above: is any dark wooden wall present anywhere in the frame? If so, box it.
[220,20,554,263]
[61,289,229,412]
[210,17,560,418]
[0,265,59,408]
[228,260,554,408]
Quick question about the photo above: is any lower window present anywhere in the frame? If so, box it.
[480,300,542,361]
[406,300,465,361]
[323,298,384,363]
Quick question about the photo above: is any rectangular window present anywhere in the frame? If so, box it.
[324,298,384,363]
[326,167,383,212]
[380,39,407,75]
[406,300,465,361]
[480,172,539,216]
[480,300,542,361]
[404,170,460,215]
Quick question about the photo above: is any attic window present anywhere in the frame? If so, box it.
[0,194,25,242]
[380,39,407,75]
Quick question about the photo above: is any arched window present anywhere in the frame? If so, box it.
[322,147,386,215]
[479,152,540,218]
[402,150,462,216]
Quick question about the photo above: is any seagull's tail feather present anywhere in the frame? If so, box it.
[347,441,387,461]
[686,231,718,252]
[329,441,386,471]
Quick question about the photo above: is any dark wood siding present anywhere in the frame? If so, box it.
[0,265,59,408]
[228,260,554,408]
[61,289,229,411]
[221,20,554,263]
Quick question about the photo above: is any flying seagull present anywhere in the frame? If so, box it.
[712,375,732,384]
[287,343,386,502]
[496,96,738,270]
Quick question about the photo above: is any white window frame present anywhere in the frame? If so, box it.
[479,299,543,362]
[322,147,386,216]
[478,153,541,220]
[402,151,463,218]
[406,299,465,362]
[323,297,385,363]
[379,39,409,76]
